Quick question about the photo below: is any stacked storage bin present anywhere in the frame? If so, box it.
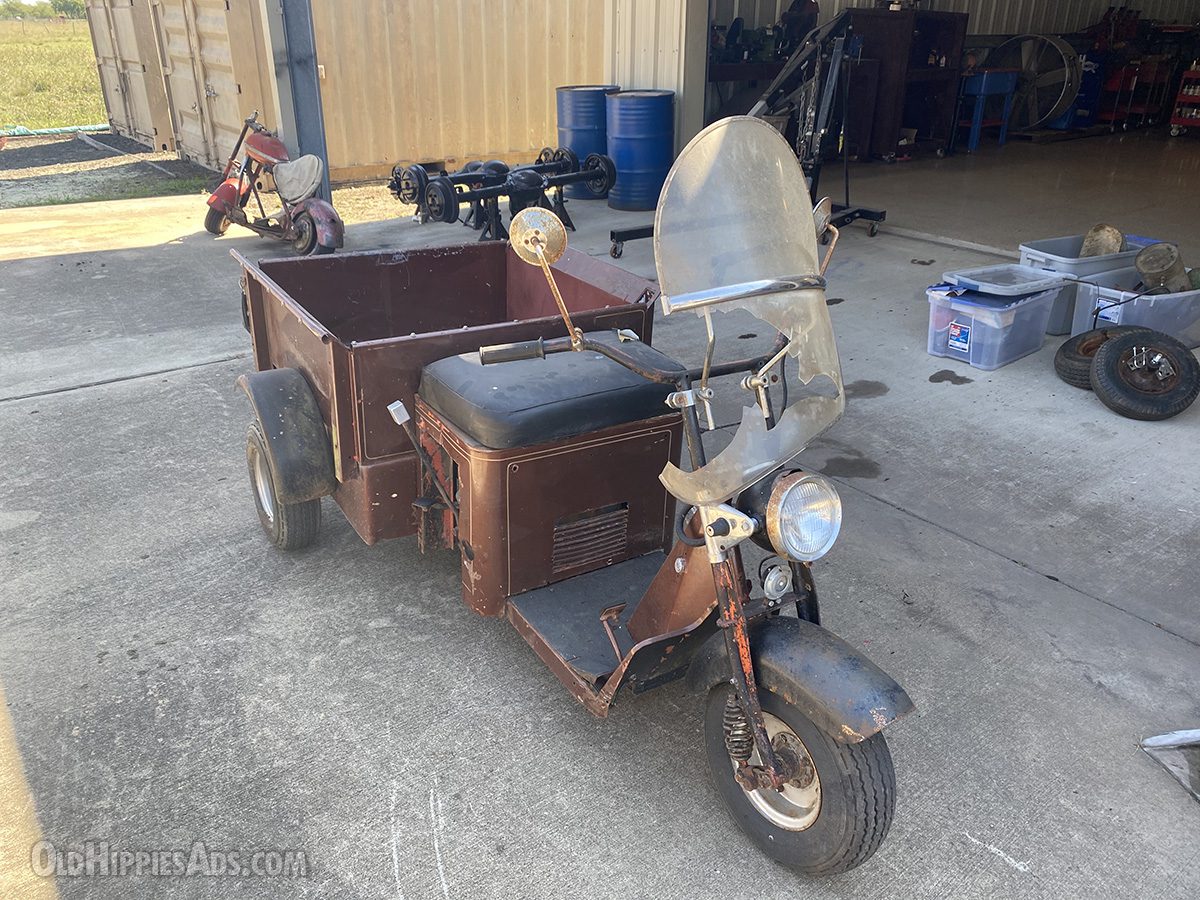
[927,265,1068,370]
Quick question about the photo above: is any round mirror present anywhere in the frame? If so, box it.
[813,197,833,240]
[510,207,567,266]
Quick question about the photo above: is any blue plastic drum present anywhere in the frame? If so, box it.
[605,90,675,211]
[556,84,620,199]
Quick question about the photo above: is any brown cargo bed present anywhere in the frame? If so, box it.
[236,242,659,544]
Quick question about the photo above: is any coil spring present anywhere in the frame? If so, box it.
[723,693,754,762]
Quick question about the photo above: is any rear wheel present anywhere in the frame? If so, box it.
[246,422,321,549]
[704,685,895,874]
[291,212,319,255]
[204,206,230,235]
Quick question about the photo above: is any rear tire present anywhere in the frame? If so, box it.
[246,422,322,550]
[1054,325,1150,389]
[704,685,895,875]
[204,206,230,235]
[291,212,319,255]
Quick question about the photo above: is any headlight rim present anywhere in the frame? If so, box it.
[765,470,842,562]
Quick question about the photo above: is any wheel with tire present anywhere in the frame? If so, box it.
[867,222,880,237]
[291,211,320,255]
[1054,325,1150,389]
[204,206,230,235]
[246,422,321,549]
[1171,125,1183,137]
[704,685,895,875]
[610,241,623,259]
[1089,330,1200,420]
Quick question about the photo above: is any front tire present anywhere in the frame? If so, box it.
[704,685,896,875]
[246,422,321,550]
[204,206,230,235]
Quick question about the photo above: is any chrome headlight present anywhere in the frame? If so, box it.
[765,472,842,561]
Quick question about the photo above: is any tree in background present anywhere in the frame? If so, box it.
[51,0,85,17]
[0,1,56,18]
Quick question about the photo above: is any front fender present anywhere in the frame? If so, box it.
[237,368,336,503]
[207,178,248,211]
[686,614,914,743]
[292,198,345,248]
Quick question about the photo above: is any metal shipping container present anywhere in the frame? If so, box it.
[309,0,608,182]
[85,0,174,150]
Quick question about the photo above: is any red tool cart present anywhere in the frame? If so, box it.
[1170,68,1200,136]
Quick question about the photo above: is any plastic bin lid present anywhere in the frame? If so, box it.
[942,264,1068,296]
[928,284,1051,309]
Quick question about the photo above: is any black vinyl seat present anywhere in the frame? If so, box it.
[419,332,684,450]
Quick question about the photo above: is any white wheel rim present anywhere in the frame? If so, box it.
[250,442,275,523]
[736,711,822,831]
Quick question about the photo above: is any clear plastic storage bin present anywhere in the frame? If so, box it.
[1019,233,1156,335]
[927,286,1061,370]
[1070,266,1200,348]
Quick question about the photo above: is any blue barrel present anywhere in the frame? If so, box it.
[556,84,620,199]
[605,90,675,211]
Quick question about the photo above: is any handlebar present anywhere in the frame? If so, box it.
[478,330,789,387]
[477,337,550,365]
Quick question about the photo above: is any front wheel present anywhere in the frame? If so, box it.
[204,206,230,235]
[704,685,896,874]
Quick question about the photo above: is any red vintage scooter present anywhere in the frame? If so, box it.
[204,111,344,256]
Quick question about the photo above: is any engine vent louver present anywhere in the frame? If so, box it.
[551,503,629,574]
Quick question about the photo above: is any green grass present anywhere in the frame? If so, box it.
[0,18,107,130]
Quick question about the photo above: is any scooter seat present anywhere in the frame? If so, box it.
[419,332,684,450]
[273,155,323,203]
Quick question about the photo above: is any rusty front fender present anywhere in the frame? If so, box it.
[685,615,914,743]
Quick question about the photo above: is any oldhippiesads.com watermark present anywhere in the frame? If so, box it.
[30,841,309,879]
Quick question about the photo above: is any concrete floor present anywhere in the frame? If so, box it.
[848,129,1200,259]
[1,149,1199,899]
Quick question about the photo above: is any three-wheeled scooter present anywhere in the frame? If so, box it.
[204,111,344,256]
[236,117,912,874]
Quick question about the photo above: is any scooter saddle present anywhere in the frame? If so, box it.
[273,155,324,203]
[419,332,684,450]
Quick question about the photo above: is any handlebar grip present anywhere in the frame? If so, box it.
[479,338,546,365]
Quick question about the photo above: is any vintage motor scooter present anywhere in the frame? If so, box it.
[204,111,344,256]
[384,117,913,873]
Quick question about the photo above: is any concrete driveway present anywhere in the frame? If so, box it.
[1,194,1197,899]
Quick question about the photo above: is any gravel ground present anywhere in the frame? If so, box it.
[1,133,213,209]
[0,132,405,224]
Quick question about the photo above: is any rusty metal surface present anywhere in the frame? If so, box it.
[417,397,682,617]
[687,615,915,743]
[236,243,658,545]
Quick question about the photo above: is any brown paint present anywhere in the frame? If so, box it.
[237,242,658,545]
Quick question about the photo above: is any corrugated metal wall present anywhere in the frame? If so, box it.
[310,0,606,181]
[606,0,709,152]
[709,0,1200,33]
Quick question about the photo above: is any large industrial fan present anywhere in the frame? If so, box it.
[987,34,1083,131]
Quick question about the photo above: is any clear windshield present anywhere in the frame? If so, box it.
[653,116,844,506]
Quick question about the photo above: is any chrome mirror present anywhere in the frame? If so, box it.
[509,207,581,348]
